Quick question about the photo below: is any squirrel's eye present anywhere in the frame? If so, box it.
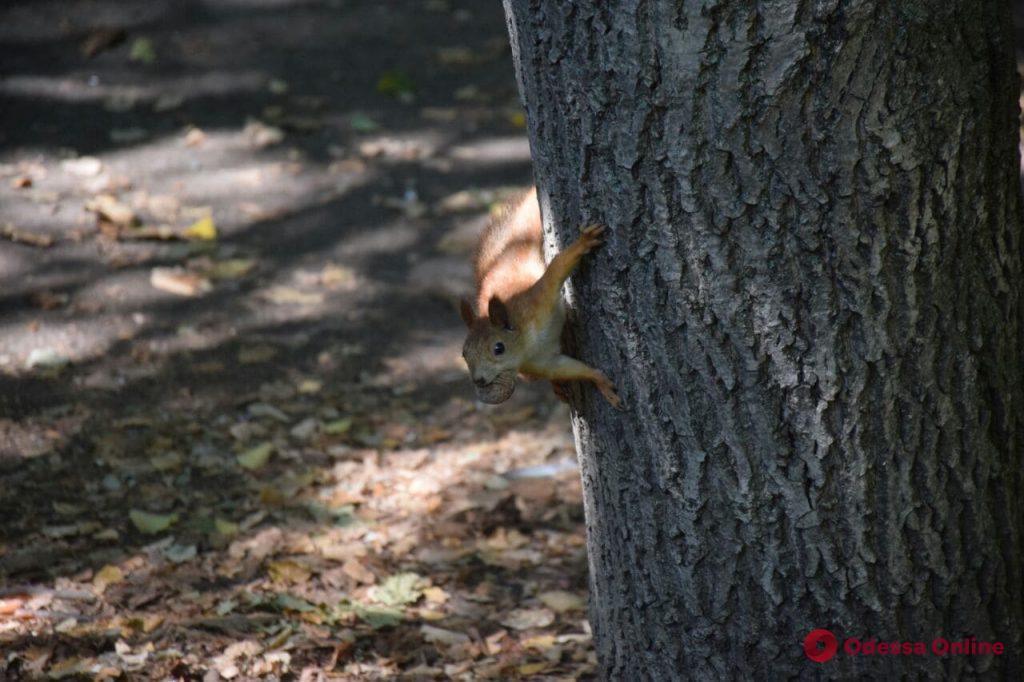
[493,342,505,356]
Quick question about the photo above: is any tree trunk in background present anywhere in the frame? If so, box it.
[504,0,1023,678]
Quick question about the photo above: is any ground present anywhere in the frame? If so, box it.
[0,1,594,679]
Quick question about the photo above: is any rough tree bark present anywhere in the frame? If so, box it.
[503,0,1023,678]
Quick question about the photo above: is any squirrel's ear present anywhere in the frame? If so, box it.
[459,298,475,327]
[488,296,513,331]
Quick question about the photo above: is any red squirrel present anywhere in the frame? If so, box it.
[459,187,621,408]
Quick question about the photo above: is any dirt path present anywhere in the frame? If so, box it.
[0,1,593,678]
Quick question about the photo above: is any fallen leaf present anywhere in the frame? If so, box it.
[11,176,32,188]
[289,417,319,441]
[53,502,84,516]
[86,194,137,227]
[81,28,126,58]
[129,509,178,535]
[237,442,274,470]
[208,258,257,280]
[260,286,323,306]
[454,84,483,101]
[349,114,379,132]
[47,656,100,679]
[521,634,557,650]
[150,267,212,297]
[163,543,197,563]
[244,120,285,148]
[129,38,156,64]
[130,614,164,634]
[259,485,285,506]
[183,216,217,241]
[422,586,449,605]
[320,263,356,289]
[149,451,183,472]
[43,523,90,538]
[2,224,54,248]
[420,625,470,647]
[519,662,551,675]
[372,572,423,606]
[323,418,353,435]
[26,348,69,370]
[436,46,478,65]
[296,379,322,394]
[275,593,316,613]
[93,564,125,592]
[268,559,312,585]
[507,110,527,128]
[500,608,554,630]
[377,69,415,99]
[353,604,403,629]
[248,403,289,422]
[212,640,261,679]
[537,590,585,613]
[184,127,206,147]
[421,427,451,444]
[215,518,240,537]
[154,93,184,111]
[342,558,376,585]
[238,345,277,364]
[142,194,181,221]
[0,596,26,615]
[328,158,367,175]
[216,598,238,616]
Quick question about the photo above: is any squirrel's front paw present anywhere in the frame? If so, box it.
[577,224,606,254]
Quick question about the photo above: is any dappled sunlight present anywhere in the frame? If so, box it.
[0,355,593,676]
[334,220,421,260]
[0,71,268,107]
[449,136,532,165]
[365,330,468,390]
[0,310,137,370]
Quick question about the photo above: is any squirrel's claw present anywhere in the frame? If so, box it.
[600,384,623,410]
[592,372,623,410]
[577,224,606,254]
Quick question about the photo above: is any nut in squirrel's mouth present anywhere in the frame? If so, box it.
[475,371,516,404]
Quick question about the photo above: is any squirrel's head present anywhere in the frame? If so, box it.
[460,296,520,404]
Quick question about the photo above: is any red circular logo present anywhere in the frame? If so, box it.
[804,629,838,662]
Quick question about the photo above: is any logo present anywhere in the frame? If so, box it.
[803,629,1005,663]
[804,629,838,662]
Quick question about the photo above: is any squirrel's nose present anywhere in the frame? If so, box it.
[474,377,489,388]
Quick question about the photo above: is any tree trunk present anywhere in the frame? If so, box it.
[503,0,1024,678]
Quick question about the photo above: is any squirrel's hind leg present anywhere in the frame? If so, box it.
[551,380,571,403]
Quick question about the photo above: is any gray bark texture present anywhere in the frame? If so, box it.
[503,0,1024,679]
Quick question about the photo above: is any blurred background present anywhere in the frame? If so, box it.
[0,1,1022,679]
[0,1,588,679]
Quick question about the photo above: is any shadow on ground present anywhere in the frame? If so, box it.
[0,1,596,678]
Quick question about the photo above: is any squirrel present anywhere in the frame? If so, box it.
[459,187,621,408]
